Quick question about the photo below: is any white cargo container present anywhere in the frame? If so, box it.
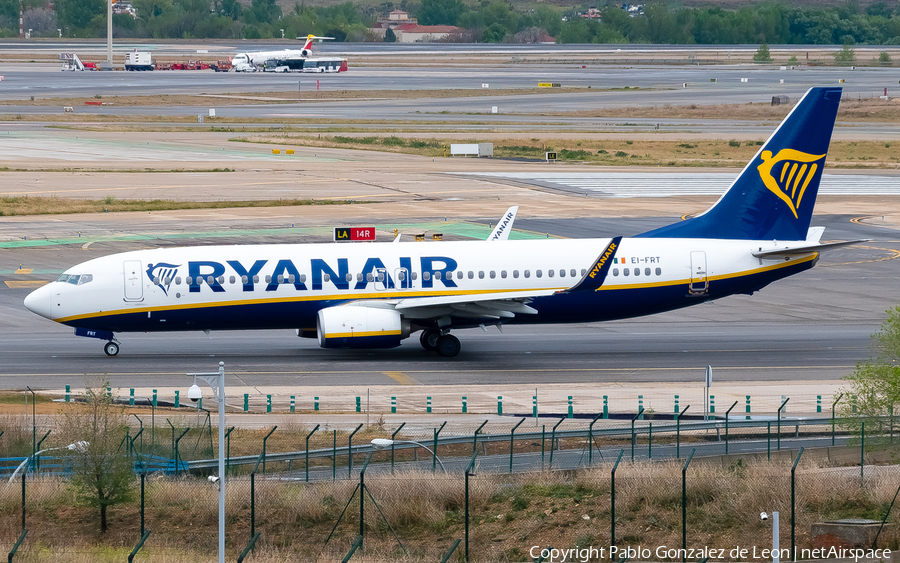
[450,143,493,158]
[124,51,154,71]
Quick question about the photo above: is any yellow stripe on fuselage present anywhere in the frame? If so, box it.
[54,253,817,323]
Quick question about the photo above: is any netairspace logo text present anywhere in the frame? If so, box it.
[529,545,893,563]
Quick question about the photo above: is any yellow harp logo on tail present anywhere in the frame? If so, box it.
[756,149,826,219]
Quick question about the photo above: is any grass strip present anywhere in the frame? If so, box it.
[0,196,358,216]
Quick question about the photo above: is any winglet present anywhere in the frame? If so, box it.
[563,236,623,293]
[487,206,518,241]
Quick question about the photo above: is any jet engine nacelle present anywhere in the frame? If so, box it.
[317,305,410,349]
[301,49,311,57]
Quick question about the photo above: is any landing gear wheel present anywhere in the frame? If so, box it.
[104,341,120,357]
[420,330,440,351]
[435,334,461,358]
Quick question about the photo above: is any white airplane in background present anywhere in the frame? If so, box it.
[231,34,333,72]
[24,88,864,358]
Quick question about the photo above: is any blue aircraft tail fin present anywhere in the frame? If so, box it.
[637,87,841,241]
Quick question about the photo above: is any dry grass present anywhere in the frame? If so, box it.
[238,134,900,168]
[3,458,899,561]
[0,196,356,216]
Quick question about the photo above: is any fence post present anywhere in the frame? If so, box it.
[677,405,691,459]
[631,407,644,462]
[391,396,396,414]
[777,398,790,450]
[541,425,546,468]
[173,427,190,477]
[791,448,804,562]
[465,450,478,563]
[725,401,738,454]
[588,413,603,466]
[391,422,406,473]
[746,395,751,420]
[638,395,644,419]
[128,387,132,406]
[262,426,277,475]
[603,395,608,419]
[243,393,249,412]
[266,395,271,413]
[648,422,653,459]
[356,396,361,413]
[473,420,488,455]
[462,396,467,414]
[832,394,843,446]
[509,418,524,472]
[533,394,538,419]
[498,396,503,415]
[710,395,715,414]
[427,396,432,414]
[817,395,822,413]
[305,424,319,483]
[767,421,771,460]
[332,430,336,481]
[433,421,446,472]
[861,421,866,487]
[174,390,180,409]
[611,449,625,550]
[682,448,696,563]
[675,394,679,414]
[567,396,573,418]
[315,396,319,412]
[290,396,295,413]
[348,423,362,478]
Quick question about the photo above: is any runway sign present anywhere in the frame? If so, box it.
[334,227,376,242]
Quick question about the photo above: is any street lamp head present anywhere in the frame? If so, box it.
[371,438,393,450]
[188,384,202,402]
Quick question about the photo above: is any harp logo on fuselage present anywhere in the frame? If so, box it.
[757,148,826,219]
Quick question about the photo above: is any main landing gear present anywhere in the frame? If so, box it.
[104,341,120,356]
[419,329,460,357]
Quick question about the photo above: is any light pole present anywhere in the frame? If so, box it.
[370,438,446,471]
[188,361,226,563]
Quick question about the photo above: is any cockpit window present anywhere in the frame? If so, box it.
[57,274,93,285]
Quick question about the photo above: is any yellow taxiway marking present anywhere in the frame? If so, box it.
[4,280,48,288]
[850,216,900,230]
[820,244,900,267]
[383,371,422,385]
[14,268,33,274]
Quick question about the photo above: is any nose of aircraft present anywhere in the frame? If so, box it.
[24,283,53,319]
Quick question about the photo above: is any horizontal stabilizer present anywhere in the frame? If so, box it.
[752,239,868,258]
[563,236,622,293]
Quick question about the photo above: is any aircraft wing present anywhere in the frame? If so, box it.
[751,239,868,258]
[392,290,554,319]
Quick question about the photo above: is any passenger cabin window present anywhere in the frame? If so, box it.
[175,277,182,285]
[434,272,442,280]
[218,276,225,284]
[277,275,284,283]
[623,269,629,277]
[367,273,374,282]
[323,273,331,282]
[613,268,619,276]
[501,270,507,279]
[656,267,662,276]
[559,269,565,278]
[644,268,651,276]
[241,275,248,284]
[346,273,353,282]
[548,269,554,278]
[288,275,295,284]
[513,270,519,278]
[633,268,640,277]
[478,271,484,279]
[229,276,236,284]
[357,273,363,282]
[398,271,406,281]
[489,271,496,279]
[468,271,474,279]
[253,275,259,284]
[265,275,271,283]
[570,269,577,277]
[524,270,530,278]
[536,270,542,278]
[581,269,587,276]
[423,272,431,281]
[456,271,463,280]
[300,274,307,283]
[412,272,418,280]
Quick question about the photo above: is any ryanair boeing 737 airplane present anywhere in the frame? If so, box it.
[24,87,862,358]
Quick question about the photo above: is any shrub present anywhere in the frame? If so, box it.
[728,140,741,147]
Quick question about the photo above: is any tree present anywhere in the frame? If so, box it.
[60,381,135,533]
[879,51,892,64]
[384,26,396,42]
[840,307,900,436]
[834,44,856,64]
[753,43,772,62]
